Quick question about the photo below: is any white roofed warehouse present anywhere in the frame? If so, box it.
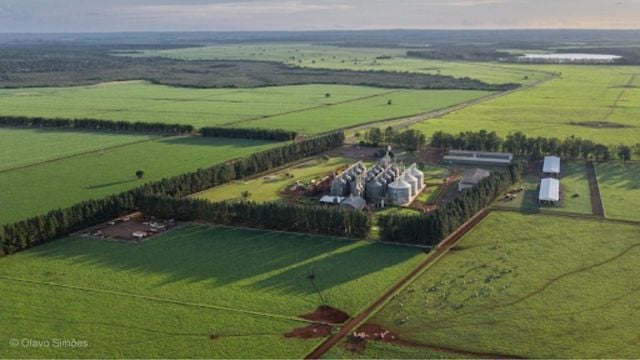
[543,156,561,176]
[539,178,560,204]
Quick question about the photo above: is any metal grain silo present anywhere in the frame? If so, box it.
[404,172,418,197]
[388,178,411,206]
[366,180,385,202]
[409,165,425,189]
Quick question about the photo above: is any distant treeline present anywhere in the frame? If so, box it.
[430,130,637,161]
[0,132,344,256]
[200,127,297,141]
[0,115,194,135]
[378,162,523,246]
[0,45,517,91]
[359,126,427,151]
[407,48,514,62]
[138,196,371,239]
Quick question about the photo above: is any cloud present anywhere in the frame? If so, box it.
[104,1,352,19]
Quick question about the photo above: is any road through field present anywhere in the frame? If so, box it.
[305,209,492,359]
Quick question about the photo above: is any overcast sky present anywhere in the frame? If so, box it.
[0,0,638,33]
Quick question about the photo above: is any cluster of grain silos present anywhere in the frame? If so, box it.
[327,158,426,208]
[330,162,367,197]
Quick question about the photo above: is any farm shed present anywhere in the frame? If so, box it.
[340,195,367,210]
[458,168,491,191]
[320,195,345,205]
[539,178,560,204]
[443,150,513,166]
[543,156,561,176]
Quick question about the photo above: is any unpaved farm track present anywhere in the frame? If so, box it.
[586,161,605,218]
[305,209,492,359]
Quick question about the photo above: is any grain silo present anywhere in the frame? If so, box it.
[388,178,412,206]
[366,179,385,202]
[409,165,425,189]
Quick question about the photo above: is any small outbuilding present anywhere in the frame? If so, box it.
[539,178,560,204]
[543,156,561,176]
[340,196,367,210]
[458,168,491,192]
[320,195,345,205]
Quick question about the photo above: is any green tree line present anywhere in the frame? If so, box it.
[137,196,371,239]
[0,132,345,256]
[378,162,524,246]
[359,126,427,151]
[0,115,194,135]
[431,130,637,162]
[200,127,297,142]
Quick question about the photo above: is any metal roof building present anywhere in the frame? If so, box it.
[444,150,513,166]
[539,178,560,203]
[340,196,367,210]
[543,156,561,175]
[458,168,491,191]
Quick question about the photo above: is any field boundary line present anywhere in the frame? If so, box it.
[337,71,560,138]
[0,275,317,325]
[304,208,492,359]
[0,134,162,175]
[216,89,402,128]
[492,207,640,226]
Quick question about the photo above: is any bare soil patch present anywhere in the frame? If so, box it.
[301,305,350,324]
[78,213,178,243]
[285,324,333,339]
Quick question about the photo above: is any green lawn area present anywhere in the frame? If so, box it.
[0,135,275,225]
[596,162,640,221]
[497,161,592,215]
[132,43,547,85]
[414,65,640,145]
[0,128,156,172]
[334,211,640,358]
[195,156,349,203]
[0,224,424,358]
[0,81,490,134]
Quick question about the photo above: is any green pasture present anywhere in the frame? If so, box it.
[415,65,640,145]
[0,81,490,134]
[596,162,640,221]
[196,156,349,203]
[134,44,546,85]
[0,135,275,225]
[0,128,156,172]
[497,161,593,215]
[236,90,491,134]
[0,224,424,358]
[337,212,640,358]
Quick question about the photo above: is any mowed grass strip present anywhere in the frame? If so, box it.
[0,225,424,358]
[596,162,640,221]
[414,65,640,145]
[0,128,157,172]
[0,136,275,225]
[196,156,350,203]
[342,212,640,359]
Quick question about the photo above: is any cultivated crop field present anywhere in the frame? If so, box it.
[133,44,546,85]
[0,224,424,358]
[0,128,156,172]
[596,162,640,221]
[414,65,640,145]
[0,81,490,134]
[196,156,349,203]
[327,211,640,358]
[0,133,275,225]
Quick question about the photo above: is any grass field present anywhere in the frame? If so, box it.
[133,44,547,85]
[0,135,275,225]
[0,128,157,172]
[196,156,349,203]
[0,81,490,134]
[331,211,640,358]
[497,162,593,215]
[596,162,640,221]
[414,65,640,145]
[0,224,424,358]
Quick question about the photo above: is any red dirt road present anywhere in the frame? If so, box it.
[305,209,492,359]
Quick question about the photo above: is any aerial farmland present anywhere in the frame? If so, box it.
[1,18,639,360]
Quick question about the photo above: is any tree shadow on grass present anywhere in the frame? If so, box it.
[28,225,414,292]
[159,136,273,148]
[85,178,139,189]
